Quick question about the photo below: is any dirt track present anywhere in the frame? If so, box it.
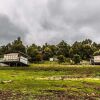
[0,90,100,100]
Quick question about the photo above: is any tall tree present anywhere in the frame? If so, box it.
[57,40,70,57]
[42,43,53,60]
[27,44,39,62]
[71,41,82,57]
[11,37,26,53]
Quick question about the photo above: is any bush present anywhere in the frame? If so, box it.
[57,55,66,64]
[66,58,71,63]
[72,54,81,64]
[93,50,100,56]
[35,53,43,62]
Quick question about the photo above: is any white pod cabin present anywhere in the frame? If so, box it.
[0,52,29,66]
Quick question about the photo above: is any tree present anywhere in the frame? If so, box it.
[81,44,93,60]
[69,48,74,58]
[48,45,57,56]
[72,54,81,64]
[0,37,100,63]
[82,39,92,45]
[57,40,70,57]
[0,45,8,54]
[6,43,12,53]
[43,47,52,60]
[71,41,82,57]
[72,40,94,60]
[11,37,26,53]
[27,44,39,62]
[0,37,26,55]
[57,55,66,64]
[42,43,55,60]
[35,53,43,62]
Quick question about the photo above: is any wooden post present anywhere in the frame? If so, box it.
[16,63,18,67]
[9,63,10,67]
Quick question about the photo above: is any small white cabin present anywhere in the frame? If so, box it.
[90,55,100,65]
[0,52,29,66]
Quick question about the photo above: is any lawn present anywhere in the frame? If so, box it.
[0,64,100,100]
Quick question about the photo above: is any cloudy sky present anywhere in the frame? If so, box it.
[0,0,100,45]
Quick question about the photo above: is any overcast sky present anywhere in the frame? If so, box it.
[0,0,100,45]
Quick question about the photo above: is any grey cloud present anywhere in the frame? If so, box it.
[0,0,100,45]
[0,14,27,45]
[40,0,100,44]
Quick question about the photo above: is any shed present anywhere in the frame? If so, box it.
[49,57,58,62]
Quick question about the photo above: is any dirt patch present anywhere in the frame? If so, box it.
[36,90,100,100]
[35,90,78,100]
[0,90,31,100]
[0,90,100,100]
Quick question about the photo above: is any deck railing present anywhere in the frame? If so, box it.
[0,58,19,62]
[0,57,29,66]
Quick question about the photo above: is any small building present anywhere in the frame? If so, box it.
[0,52,29,66]
[49,58,54,62]
[49,57,58,62]
[90,55,100,65]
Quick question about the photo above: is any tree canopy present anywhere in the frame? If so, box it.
[0,38,100,63]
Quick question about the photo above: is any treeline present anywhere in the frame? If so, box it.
[0,37,100,63]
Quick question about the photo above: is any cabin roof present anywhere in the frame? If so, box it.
[4,52,30,59]
[94,55,100,57]
[4,53,19,55]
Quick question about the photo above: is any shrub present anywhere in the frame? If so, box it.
[66,58,71,63]
[57,55,66,64]
[35,53,43,62]
[72,54,81,64]
[93,50,100,56]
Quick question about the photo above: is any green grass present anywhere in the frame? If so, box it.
[0,64,100,99]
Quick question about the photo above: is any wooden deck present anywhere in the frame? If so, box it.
[0,59,29,66]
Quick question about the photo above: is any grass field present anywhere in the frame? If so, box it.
[0,64,100,100]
